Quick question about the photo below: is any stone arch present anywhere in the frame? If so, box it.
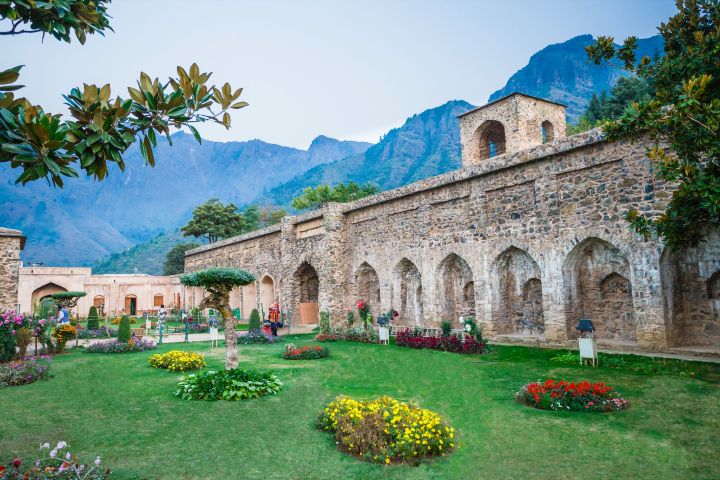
[392,258,423,326]
[541,120,554,143]
[293,262,320,325]
[491,247,544,335]
[31,282,67,311]
[259,275,276,313]
[563,237,636,342]
[437,253,475,327]
[354,262,381,316]
[474,120,506,159]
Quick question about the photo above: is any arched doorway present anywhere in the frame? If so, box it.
[124,294,137,316]
[437,253,475,327]
[259,275,275,314]
[491,247,544,336]
[354,262,381,316]
[293,262,319,325]
[563,238,635,342]
[93,295,105,316]
[31,283,67,312]
[392,258,423,326]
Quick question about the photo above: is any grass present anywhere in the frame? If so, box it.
[1,338,719,479]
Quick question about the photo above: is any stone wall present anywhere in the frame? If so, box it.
[185,96,719,353]
[0,228,25,310]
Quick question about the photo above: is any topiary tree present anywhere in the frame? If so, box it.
[248,308,261,332]
[117,315,131,343]
[50,291,86,310]
[86,306,100,330]
[180,268,256,369]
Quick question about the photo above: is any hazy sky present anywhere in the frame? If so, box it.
[5,0,676,149]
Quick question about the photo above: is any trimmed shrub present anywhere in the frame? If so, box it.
[85,338,157,354]
[150,350,206,371]
[248,308,261,331]
[86,306,100,330]
[440,321,452,337]
[318,396,455,464]
[396,329,484,354]
[117,315,131,342]
[283,344,329,360]
[516,379,629,412]
[175,369,282,400]
[315,326,378,343]
[237,330,275,344]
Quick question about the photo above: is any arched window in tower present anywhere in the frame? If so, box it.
[541,120,554,144]
[474,120,506,160]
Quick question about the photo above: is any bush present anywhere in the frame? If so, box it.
[85,338,157,354]
[53,324,77,352]
[3,441,110,479]
[237,330,275,344]
[396,329,484,354]
[248,308,261,332]
[86,306,100,330]
[318,396,455,464]
[315,333,339,342]
[150,350,206,371]
[175,369,282,400]
[0,357,51,388]
[440,321,452,337]
[283,344,329,360]
[315,326,378,343]
[516,379,629,412]
[78,327,118,339]
[319,310,331,334]
[117,315,131,342]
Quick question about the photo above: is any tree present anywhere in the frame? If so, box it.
[86,306,100,330]
[0,1,246,187]
[291,182,380,210]
[179,268,255,369]
[163,242,201,275]
[50,291,86,309]
[181,199,244,243]
[241,205,260,233]
[570,77,653,134]
[259,206,287,227]
[586,0,720,248]
[117,315,131,342]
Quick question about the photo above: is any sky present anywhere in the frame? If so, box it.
[4,0,677,149]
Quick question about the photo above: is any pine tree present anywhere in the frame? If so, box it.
[86,306,100,330]
[249,309,261,332]
[118,315,132,342]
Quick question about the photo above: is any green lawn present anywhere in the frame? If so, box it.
[1,337,719,480]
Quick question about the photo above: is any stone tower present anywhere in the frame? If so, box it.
[458,93,567,167]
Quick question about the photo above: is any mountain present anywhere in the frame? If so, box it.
[0,134,370,266]
[257,100,475,207]
[489,34,663,121]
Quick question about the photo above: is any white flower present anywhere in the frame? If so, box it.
[40,442,50,449]
[95,456,101,466]
[50,449,57,458]
[56,441,67,449]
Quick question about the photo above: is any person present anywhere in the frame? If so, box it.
[158,304,167,320]
[56,306,70,324]
[268,303,282,337]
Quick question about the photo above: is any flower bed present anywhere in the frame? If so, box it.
[175,369,282,400]
[0,357,51,388]
[78,327,118,339]
[283,344,329,360]
[2,441,110,479]
[318,396,455,464]
[516,379,630,412]
[396,329,484,354]
[149,350,206,371]
[111,317,137,325]
[237,329,276,344]
[85,338,157,354]
[315,327,378,344]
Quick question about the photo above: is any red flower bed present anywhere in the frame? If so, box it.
[283,345,329,360]
[315,333,338,342]
[516,379,629,412]
[395,329,484,354]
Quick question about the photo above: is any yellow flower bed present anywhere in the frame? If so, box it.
[149,350,206,371]
[318,396,455,464]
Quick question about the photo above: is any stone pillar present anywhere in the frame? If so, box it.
[0,228,25,311]
[541,249,569,343]
[320,203,349,325]
[629,242,668,350]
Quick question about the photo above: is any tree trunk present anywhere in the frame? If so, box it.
[219,303,238,369]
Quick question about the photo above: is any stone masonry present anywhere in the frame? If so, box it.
[0,227,25,310]
[185,93,720,353]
